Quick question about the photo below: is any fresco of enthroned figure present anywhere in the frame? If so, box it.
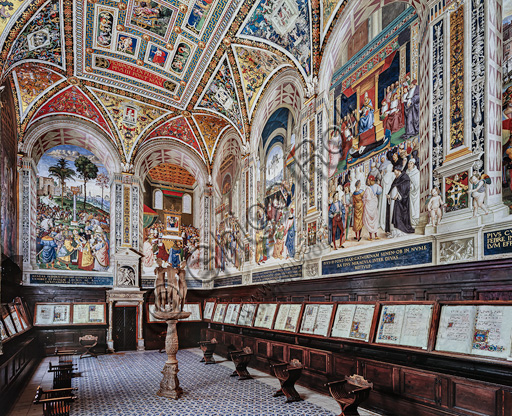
[328,5,421,249]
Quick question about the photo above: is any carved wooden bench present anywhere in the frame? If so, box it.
[33,385,77,416]
[325,374,373,416]
[79,335,98,359]
[229,347,253,380]
[270,359,303,403]
[55,349,77,367]
[199,338,218,365]
[48,362,75,389]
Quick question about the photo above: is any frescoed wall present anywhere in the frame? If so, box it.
[327,7,422,249]
[255,108,296,264]
[503,12,512,212]
[35,145,110,271]
[1,82,18,265]
[141,165,199,274]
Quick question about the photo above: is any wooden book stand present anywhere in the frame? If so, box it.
[229,347,253,380]
[270,359,303,403]
[34,385,77,416]
[325,374,373,416]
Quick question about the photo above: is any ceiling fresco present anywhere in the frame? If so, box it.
[0,0,355,169]
[12,63,64,118]
[144,115,203,158]
[31,85,113,136]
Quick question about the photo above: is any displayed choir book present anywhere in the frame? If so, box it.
[237,304,257,326]
[72,304,106,324]
[274,304,302,332]
[253,304,277,329]
[299,304,334,337]
[34,303,71,326]
[2,306,17,336]
[331,304,375,342]
[182,303,202,321]
[8,303,24,332]
[435,305,512,359]
[212,303,228,323]
[203,301,216,320]
[375,304,433,349]
[224,304,241,325]
[0,319,8,341]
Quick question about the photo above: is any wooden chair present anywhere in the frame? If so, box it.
[325,374,373,416]
[48,362,75,389]
[270,359,303,403]
[198,338,218,365]
[34,385,76,416]
[79,335,98,359]
[229,347,253,380]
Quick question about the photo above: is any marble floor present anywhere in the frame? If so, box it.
[8,348,382,416]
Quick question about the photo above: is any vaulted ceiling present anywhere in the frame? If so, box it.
[0,0,351,168]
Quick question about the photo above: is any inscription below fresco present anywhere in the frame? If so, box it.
[484,229,512,256]
[322,242,432,275]
[252,265,302,283]
[30,274,113,286]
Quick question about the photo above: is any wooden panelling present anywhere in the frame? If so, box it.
[289,347,304,363]
[271,344,285,362]
[256,340,269,357]
[333,355,357,378]
[452,381,498,416]
[308,350,329,374]
[401,369,437,405]
[363,361,394,394]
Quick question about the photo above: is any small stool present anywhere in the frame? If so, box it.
[79,335,98,359]
[229,347,253,380]
[198,338,218,364]
[270,359,303,403]
[325,374,373,416]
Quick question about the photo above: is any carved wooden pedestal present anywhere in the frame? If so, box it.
[153,311,191,399]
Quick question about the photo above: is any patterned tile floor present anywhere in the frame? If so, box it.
[9,348,382,416]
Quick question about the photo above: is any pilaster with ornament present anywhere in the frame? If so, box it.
[484,0,504,208]
[18,156,37,271]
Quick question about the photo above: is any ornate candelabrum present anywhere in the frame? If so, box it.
[152,260,190,399]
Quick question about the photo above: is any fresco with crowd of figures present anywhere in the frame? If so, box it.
[35,145,111,271]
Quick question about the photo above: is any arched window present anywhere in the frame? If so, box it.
[153,189,163,210]
[182,193,192,214]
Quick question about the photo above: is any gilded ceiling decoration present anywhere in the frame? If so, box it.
[193,113,230,159]
[32,86,113,136]
[148,162,197,186]
[144,115,203,157]
[12,63,64,119]
[0,0,351,168]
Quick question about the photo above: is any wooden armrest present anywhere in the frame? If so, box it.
[325,380,348,388]
[270,362,288,369]
[349,386,371,394]
[34,396,76,404]
[229,350,244,355]
[44,387,77,393]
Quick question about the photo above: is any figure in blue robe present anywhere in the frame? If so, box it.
[40,236,57,266]
[285,214,295,258]
[358,93,375,135]
[169,246,181,268]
